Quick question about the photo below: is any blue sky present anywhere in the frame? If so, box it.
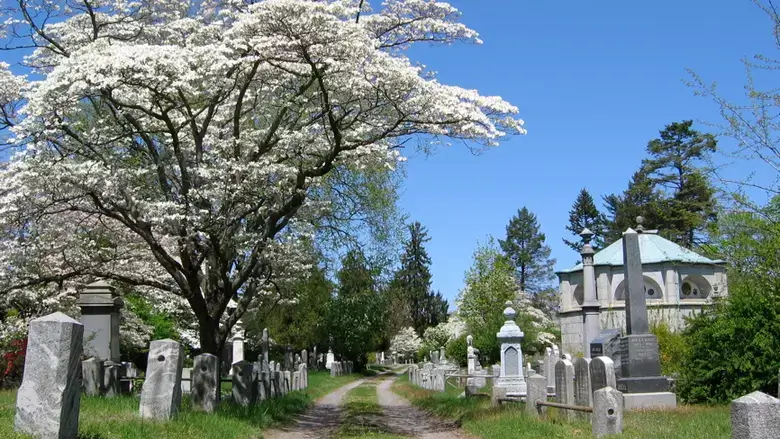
[399,0,777,308]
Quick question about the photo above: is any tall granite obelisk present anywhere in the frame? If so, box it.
[616,221,676,409]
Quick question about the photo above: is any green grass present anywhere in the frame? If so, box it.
[0,370,362,439]
[338,381,383,437]
[391,374,732,438]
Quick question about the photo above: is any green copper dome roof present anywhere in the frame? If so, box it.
[557,231,725,274]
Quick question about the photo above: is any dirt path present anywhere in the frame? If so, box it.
[375,375,476,439]
[262,379,365,439]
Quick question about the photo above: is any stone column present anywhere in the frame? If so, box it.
[580,228,601,359]
[15,312,84,439]
[231,329,245,366]
[76,280,123,363]
[493,301,526,396]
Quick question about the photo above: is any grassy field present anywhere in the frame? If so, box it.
[391,373,732,439]
[0,370,361,439]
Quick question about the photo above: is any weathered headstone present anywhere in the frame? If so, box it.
[76,281,123,363]
[731,391,780,439]
[574,358,592,420]
[589,329,622,379]
[544,347,555,391]
[139,339,184,420]
[82,357,104,396]
[103,363,122,397]
[616,226,674,407]
[593,387,623,438]
[302,350,308,368]
[555,359,576,421]
[526,374,548,417]
[494,301,526,396]
[15,312,84,439]
[326,349,335,370]
[192,353,220,412]
[590,356,617,397]
[232,361,257,406]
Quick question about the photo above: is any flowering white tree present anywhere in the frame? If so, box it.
[0,0,524,354]
[389,326,422,359]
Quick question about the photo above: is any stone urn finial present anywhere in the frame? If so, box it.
[580,228,594,244]
[636,216,645,233]
[503,300,516,321]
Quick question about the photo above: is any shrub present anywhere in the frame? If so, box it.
[650,321,687,377]
[1,337,27,388]
[445,334,468,367]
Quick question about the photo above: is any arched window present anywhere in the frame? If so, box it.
[680,274,712,299]
[614,276,664,301]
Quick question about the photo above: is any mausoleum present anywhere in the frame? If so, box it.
[555,219,728,355]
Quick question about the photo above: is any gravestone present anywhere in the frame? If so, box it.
[574,358,592,419]
[139,339,184,420]
[326,349,335,370]
[615,225,675,409]
[543,347,555,392]
[302,350,308,368]
[526,374,548,417]
[731,391,780,439]
[191,353,220,412]
[76,281,123,363]
[590,356,617,396]
[82,358,104,396]
[593,387,623,437]
[103,363,122,397]
[15,312,84,439]
[494,301,526,396]
[233,361,257,406]
[262,329,271,395]
[555,359,576,421]
[589,329,623,379]
[431,350,440,364]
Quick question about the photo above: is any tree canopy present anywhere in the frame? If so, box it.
[0,0,524,354]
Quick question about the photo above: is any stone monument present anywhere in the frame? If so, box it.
[139,339,184,420]
[493,300,526,396]
[579,228,601,358]
[76,280,123,362]
[615,223,676,409]
[15,312,84,439]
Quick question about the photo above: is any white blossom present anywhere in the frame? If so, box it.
[0,0,525,352]
[389,326,422,358]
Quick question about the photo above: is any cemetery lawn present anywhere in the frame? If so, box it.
[0,371,361,439]
[391,374,732,438]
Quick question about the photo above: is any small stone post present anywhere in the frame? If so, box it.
[580,228,601,358]
[15,312,84,439]
[731,391,780,439]
[82,357,104,397]
[191,353,220,412]
[526,374,548,417]
[593,387,623,438]
[139,339,184,420]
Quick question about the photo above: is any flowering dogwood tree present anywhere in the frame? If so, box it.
[389,326,422,359]
[0,0,524,354]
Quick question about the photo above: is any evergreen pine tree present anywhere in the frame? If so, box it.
[602,170,663,243]
[563,188,606,252]
[499,207,556,293]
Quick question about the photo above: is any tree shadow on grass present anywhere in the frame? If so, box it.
[215,391,312,428]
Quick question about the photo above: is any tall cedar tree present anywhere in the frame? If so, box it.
[602,170,663,243]
[564,188,606,252]
[392,222,448,335]
[328,250,386,365]
[602,121,717,247]
[499,207,556,293]
[643,120,717,247]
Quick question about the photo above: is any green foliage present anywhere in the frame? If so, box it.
[445,334,468,367]
[246,264,333,353]
[124,294,178,342]
[649,321,687,377]
[328,250,387,366]
[388,222,448,336]
[563,188,606,252]
[499,207,556,293]
[602,121,717,248]
[677,197,780,403]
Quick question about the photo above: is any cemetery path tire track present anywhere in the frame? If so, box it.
[376,375,477,439]
[262,378,366,439]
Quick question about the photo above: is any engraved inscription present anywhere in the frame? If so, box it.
[504,347,519,376]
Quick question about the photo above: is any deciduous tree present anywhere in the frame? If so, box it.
[0,0,524,354]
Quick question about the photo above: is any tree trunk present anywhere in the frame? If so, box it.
[196,313,221,355]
